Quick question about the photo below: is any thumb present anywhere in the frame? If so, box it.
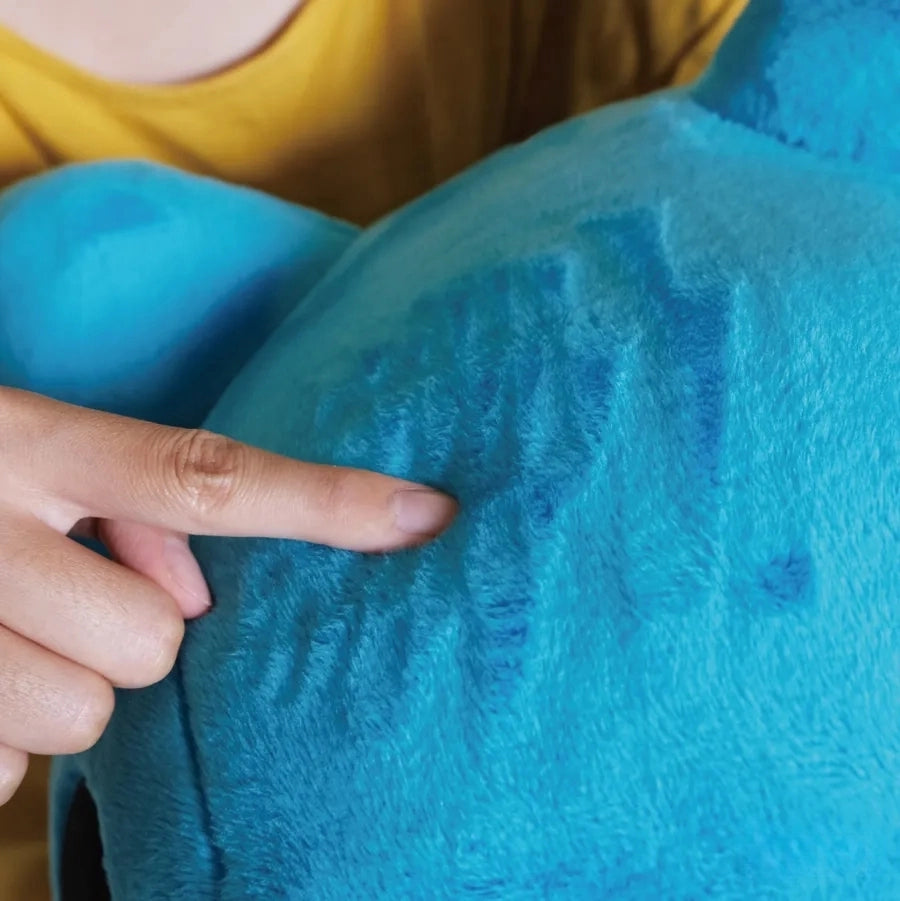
[98,521,211,619]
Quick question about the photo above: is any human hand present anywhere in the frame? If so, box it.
[0,387,456,804]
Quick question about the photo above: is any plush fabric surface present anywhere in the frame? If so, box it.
[0,5,752,896]
[0,162,354,901]
[0,161,356,426]
[6,0,897,896]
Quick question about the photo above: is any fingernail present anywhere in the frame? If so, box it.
[393,489,458,538]
[166,542,212,616]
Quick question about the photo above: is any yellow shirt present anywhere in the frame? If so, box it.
[0,1,745,897]
[0,0,744,224]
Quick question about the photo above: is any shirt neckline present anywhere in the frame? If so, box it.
[0,1,313,106]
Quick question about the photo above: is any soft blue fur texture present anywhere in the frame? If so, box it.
[0,0,895,896]
[0,163,356,425]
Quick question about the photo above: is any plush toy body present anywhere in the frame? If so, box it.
[0,0,896,897]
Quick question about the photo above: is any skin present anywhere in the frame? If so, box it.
[0,0,457,806]
[0,388,457,804]
[0,0,305,84]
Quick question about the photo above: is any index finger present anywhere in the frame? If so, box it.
[5,389,457,552]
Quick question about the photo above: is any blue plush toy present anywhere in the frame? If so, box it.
[1,0,898,897]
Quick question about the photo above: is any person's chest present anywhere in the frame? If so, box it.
[0,0,304,84]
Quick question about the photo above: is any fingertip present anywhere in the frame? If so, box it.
[390,488,459,547]
[101,522,211,618]
[175,590,212,621]
[148,534,212,619]
[60,673,115,754]
[183,599,213,621]
[164,541,212,619]
[0,745,27,806]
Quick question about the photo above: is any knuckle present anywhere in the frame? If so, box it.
[110,609,185,690]
[0,750,27,806]
[167,430,249,520]
[66,676,115,753]
[140,611,185,686]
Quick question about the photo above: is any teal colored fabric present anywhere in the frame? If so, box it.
[2,0,898,896]
[0,162,357,426]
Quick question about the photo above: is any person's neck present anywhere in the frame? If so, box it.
[0,0,305,85]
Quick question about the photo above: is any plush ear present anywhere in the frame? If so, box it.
[0,161,357,426]
[694,0,900,170]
